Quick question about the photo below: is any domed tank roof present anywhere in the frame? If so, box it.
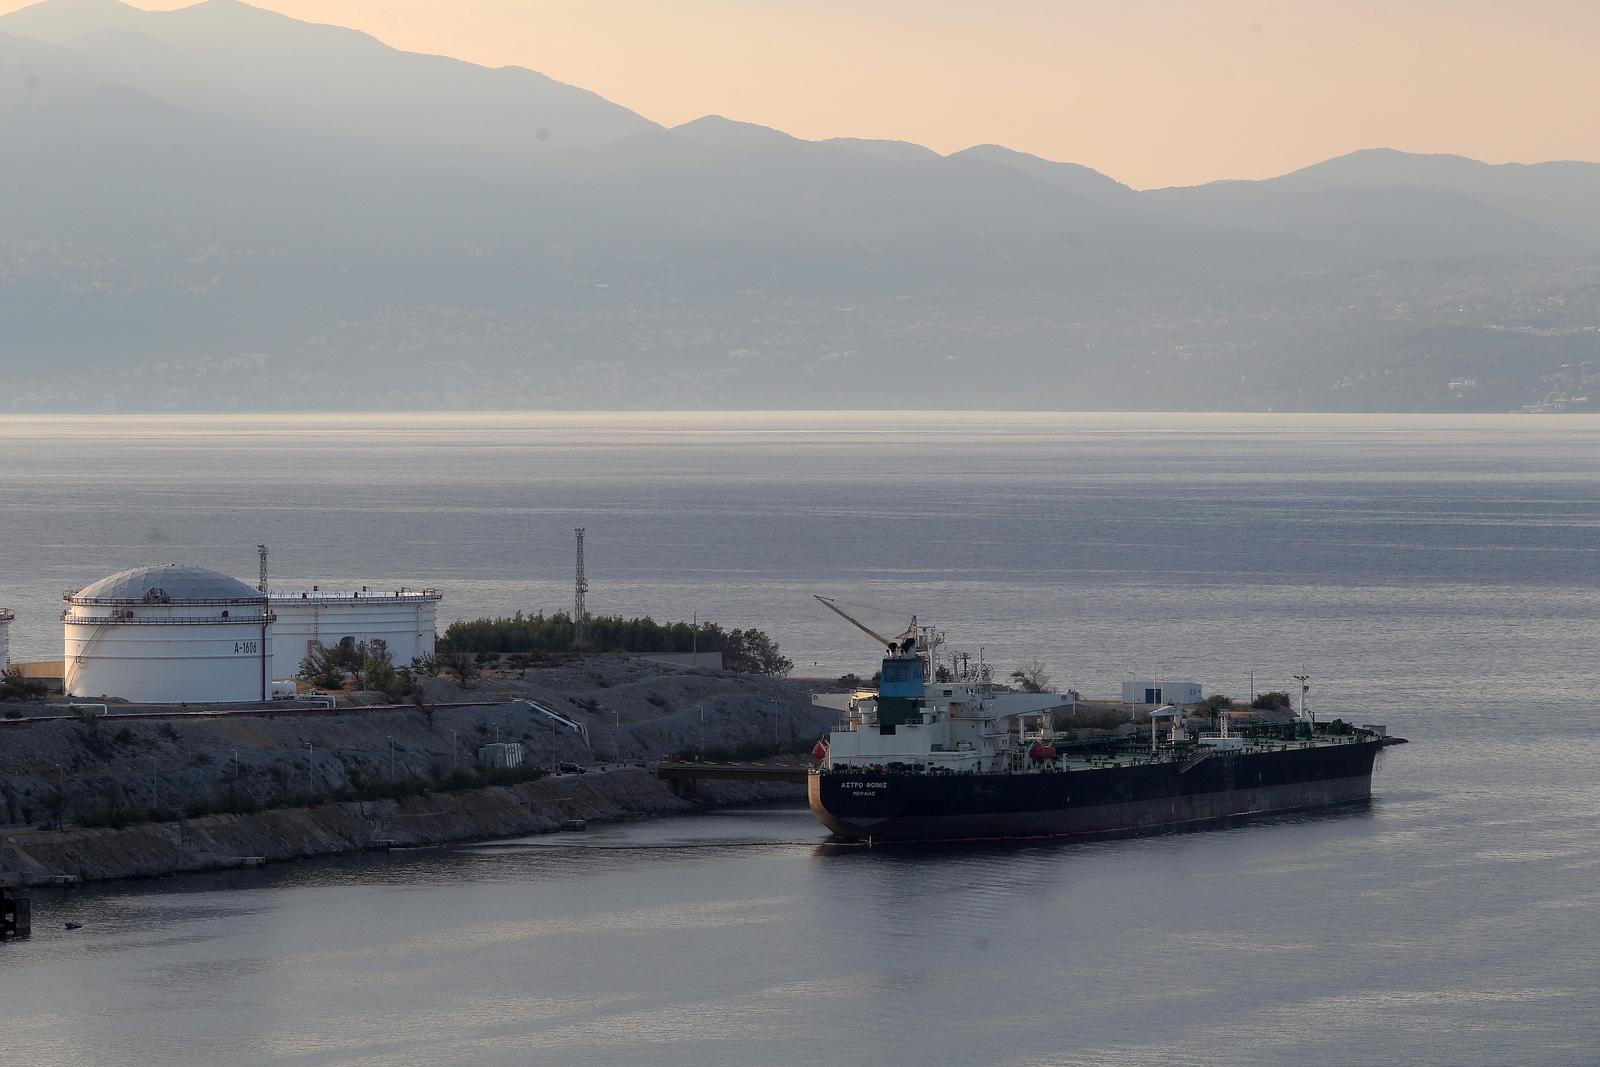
[69,564,264,604]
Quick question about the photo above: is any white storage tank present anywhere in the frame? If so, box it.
[268,587,441,679]
[0,608,13,668]
[63,565,273,703]
[1121,679,1203,706]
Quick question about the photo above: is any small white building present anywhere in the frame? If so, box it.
[1122,679,1203,706]
[269,587,441,680]
[477,742,524,769]
[63,564,273,704]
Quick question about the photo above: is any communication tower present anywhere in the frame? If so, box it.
[573,528,588,647]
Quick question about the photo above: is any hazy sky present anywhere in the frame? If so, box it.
[7,0,1599,187]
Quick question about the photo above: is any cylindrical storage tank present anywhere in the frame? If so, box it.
[63,565,273,703]
[268,587,441,680]
[0,608,13,668]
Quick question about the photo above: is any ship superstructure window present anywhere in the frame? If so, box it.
[882,660,918,684]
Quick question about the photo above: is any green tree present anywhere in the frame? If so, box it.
[298,643,345,689]
[411,687,435,727]
[441,647,479,689]
[360,639,398,695]
[721,628,793,676]
[439,611,793,675]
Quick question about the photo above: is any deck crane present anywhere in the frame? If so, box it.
[813,595,916,649]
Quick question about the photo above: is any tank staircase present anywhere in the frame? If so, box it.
[517,699,590,748]
[63,620,113,695]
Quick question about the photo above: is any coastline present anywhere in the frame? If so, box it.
[1,768,803,885]
[0,654,837,886]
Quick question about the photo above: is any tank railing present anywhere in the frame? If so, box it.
[63,613,277,626]
[270,589,443,601]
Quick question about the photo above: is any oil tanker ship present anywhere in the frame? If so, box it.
[807,604,1401,843]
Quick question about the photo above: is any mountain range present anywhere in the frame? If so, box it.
[2,0,1597,411]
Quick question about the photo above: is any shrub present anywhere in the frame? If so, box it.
[0,667,47,702]
[1068,706,1134,731]
[299,643,348,689]
[440,648,479,689]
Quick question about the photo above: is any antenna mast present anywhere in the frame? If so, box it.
[1294,670,1312,727]
[573,528,588,648]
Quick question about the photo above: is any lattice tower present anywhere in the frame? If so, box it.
[573,528,588,647]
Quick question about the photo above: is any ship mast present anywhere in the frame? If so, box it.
[1294,670,1313,728]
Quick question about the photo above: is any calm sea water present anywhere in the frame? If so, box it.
[3,411,1599,1065]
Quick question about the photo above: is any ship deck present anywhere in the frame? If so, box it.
[825,732,1374,776]
[1054,735,1369,772]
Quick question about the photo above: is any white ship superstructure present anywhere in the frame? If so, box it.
[813,622,1075,774]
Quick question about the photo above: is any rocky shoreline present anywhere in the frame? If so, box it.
[0,654,836,886]
[1,768,802,885]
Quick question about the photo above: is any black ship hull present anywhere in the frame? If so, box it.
[809,739,1383,842]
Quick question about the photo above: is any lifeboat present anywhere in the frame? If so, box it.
[1029,743,1057,761]
[811,740,830,760]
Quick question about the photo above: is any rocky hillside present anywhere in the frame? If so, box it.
[0,654,838,844]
